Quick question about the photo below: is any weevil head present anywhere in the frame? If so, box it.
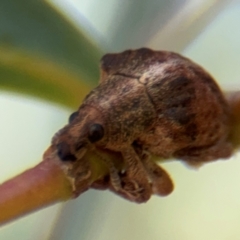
[52,105,108,163]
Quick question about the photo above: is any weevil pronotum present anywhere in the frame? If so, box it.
[51,48,238,203]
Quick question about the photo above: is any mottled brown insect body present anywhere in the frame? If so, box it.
[52,48,233,203]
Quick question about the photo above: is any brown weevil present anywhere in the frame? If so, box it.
[51,48,234,203]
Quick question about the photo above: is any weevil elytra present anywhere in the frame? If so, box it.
[51,48,234,203]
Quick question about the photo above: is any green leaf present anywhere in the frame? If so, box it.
[0,0,102,107]
[0,47,93,108]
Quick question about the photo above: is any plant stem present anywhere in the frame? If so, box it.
[0,157,72,226]
[0,146,112,226]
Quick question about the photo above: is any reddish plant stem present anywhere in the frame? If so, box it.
[0,158,73,226]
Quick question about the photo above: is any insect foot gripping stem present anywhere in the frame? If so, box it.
[50,48,237,203]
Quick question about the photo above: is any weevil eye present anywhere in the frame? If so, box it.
[69,111,78,123]
[57,142,77,161]
[88,124,104,143]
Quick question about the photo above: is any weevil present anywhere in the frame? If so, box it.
[51,48,234,203]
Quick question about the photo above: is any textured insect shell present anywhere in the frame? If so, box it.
[98,48,231,158]
[82,74,157,152]
[141,53,230,157]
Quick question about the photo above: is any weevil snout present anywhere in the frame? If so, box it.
[56,140,88,162]
[54,126,89,162]
[56,142,77,161]
[53,107,106,163]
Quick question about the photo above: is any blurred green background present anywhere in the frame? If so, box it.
[0,0,240,239]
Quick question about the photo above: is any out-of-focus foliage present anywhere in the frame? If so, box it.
[0,0,102,108]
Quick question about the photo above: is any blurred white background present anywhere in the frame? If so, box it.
[0,0,240,239]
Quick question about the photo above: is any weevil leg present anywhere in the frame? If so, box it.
[140,153,174,196]
[67,155,91,182]
[93,148,122,191]
[119,147,152,203]
[67,159,92,197]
